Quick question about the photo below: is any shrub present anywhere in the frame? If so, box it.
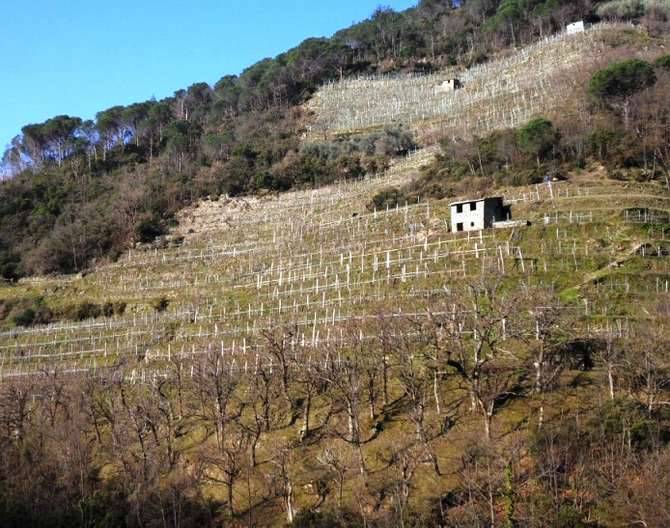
[654,53,670,70]
[136,216,166,243]
[12,308,36,327]
[0,243,21,281]
[152,297,170,312]
[61,302,103,322]
[3,298,53,328]
[368,187,407,211]
[102,302,127,317]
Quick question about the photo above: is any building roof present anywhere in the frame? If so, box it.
[448,196,503,207]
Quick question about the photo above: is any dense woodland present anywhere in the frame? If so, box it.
[3,0,664,279]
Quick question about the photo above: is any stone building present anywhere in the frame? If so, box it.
[449,197,509,233]
[567,21,585,35]
[436,78,462,93]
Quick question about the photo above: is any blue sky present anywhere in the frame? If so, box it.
[0,0,416,152]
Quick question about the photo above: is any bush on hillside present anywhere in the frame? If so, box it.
[152,297,170,313]
[654,53,670,69]
[3,298,54,328]
[367,187,407,211]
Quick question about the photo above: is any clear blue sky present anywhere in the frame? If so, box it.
[0,0,417,152]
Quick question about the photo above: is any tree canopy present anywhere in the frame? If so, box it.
[517,117,560,165]
[588,59,657,101]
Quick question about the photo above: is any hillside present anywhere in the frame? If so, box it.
[307,23,622,137]
[2,1,670,527]
[2,146,670,525]
[0,0,604,279]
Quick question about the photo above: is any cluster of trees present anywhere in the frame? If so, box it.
[596,0,670,23]
[0,281,669,527]
[5,1,614,178]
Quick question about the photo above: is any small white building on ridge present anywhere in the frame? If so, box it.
[567,21,585,35]
[435,78,462,93]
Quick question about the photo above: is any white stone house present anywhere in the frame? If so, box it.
[435,78,462,93]
[567,21,585,35]
[449,197,509,233]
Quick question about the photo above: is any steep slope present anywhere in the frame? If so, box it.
[306,23,642,139]
[1,149,669,524]
[2,157,668,377]
[2,16,670,527]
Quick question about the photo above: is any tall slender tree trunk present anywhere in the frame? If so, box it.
[382,356,389,407]
[227,480,235,517]
[302,391,311,439]
[608,362,615,400]
[286,479,295,524]
[433,369,441,415]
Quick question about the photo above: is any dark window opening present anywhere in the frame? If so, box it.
[470,202,477,211]
[456,204,463,213]
[470,222,475,227]
[456,222,464,232]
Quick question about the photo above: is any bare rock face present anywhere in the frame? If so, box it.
[174,195,261,240]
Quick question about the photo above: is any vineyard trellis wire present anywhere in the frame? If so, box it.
[306,23,637,137]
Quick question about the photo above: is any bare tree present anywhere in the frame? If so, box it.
[625,324,670,412]
[152,377,181,470]
[317,446,350,509]
[294,361,323,442]
[395,323,441,476]
[436,281,522,440]
[456,442,508,528]
[202,423,251,518]
[194,350,240,454]
[521,287,572,426]
[387,442,424,528]
[252,359,280,433]
[267,444,297,524]
[599,322,626,401]
[261,327,297,422]
[317,330,369,476]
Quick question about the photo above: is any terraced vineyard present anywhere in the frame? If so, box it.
[2,152,669,382]
[5,0,670,520]
[3,148,670,524]
[306,23,639,138]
